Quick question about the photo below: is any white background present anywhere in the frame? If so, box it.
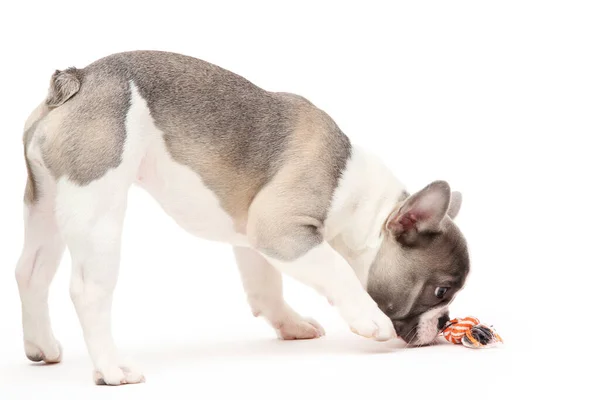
[1,1,598,398]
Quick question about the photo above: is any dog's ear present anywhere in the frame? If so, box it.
[447,191,462,219]
[386,181,451,235]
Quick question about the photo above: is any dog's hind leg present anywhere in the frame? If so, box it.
[50,81,150,386]
[55,172,144,385]
[15,156,65,364]
[233,246,325,340]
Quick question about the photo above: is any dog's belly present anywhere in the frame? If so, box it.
[129,87,248,246]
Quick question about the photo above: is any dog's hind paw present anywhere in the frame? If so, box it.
[93,362,145,386]
[24,340,62,364]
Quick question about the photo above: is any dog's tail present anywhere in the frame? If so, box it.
[45,67,81,108]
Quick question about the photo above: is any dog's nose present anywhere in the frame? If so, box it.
[437,314,450,331]
[393,321,418,344]
[393,323,403,338]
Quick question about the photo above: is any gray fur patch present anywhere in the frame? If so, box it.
[39,62,130,184]
[28,51,351,250]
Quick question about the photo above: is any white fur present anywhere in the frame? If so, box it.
[325,147,407,286]
[15,163,64,363]
[15,109,67,363]
[415,306,448,346]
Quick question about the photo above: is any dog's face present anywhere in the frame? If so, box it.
[367,181,469,345]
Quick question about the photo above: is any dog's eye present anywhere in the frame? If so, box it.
[434,287,449,299]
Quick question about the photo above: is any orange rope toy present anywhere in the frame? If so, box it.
[441,316,503,349]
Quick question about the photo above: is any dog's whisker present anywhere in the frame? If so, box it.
[403,325,419,349]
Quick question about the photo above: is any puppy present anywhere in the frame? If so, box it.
[16,51,469,385]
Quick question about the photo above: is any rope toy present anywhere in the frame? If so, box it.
[441,316,503,349]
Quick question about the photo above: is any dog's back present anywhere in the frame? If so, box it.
[25,51,351,231]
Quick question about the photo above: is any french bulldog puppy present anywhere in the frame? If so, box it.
[16,51,469,385]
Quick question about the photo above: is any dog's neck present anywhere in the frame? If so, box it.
[324,146,407,287]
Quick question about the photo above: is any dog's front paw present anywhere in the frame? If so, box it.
[348,308,396,342]
[274,316,325,340]
[93,361,145,386]
[24,339,62,364]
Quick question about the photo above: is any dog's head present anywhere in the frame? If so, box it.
[367,181,469,345]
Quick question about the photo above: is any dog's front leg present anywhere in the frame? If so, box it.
[234,246,325,339]
[250,229,396,341]
[265,242,395,341]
